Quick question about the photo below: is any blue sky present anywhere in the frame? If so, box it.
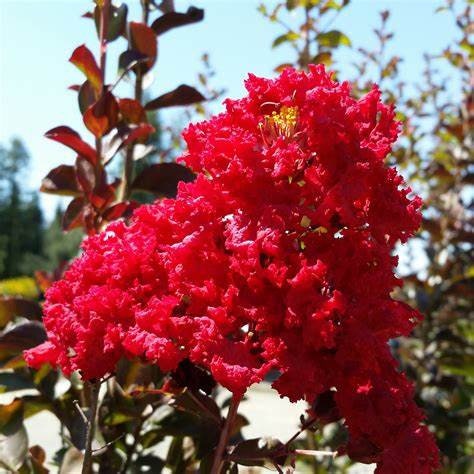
[0,0,458,219]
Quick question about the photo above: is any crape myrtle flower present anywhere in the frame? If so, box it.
[25,65,439,472]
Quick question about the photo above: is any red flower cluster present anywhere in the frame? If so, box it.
[26,66,438,472]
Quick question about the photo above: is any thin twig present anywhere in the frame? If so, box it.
[82,381,101,474]
[73,400,89,426]
[285,416,318,447]
[92,434,125,456]
[295,449,337,458]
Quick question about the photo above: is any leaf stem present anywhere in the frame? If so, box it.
[95,0,110,164]
[210,395,242,474]
[119,0,149,202]
[285,416,318,447]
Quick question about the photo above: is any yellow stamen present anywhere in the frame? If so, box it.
[261,105,299,142]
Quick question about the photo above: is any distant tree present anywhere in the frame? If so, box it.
[40,206,83,271]
[0,138,45,278]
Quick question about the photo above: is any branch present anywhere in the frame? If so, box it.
[210,395,242,474]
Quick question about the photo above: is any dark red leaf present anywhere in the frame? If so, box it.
[132,163,195,198]
[121,123,155,146]
[151,7,204,36]
[118,49,149,75]
[45,126,97,165]
[118,98,147,124]
[145,84,205,110]
[62,197,85,231]
[69,44,102,94]
[94,3,128,42]
[89,185,116,210]
[346,436,381,464]
[78,80,96,114]
[0,322,47,359]
[40,165,80,196]
[83,92,119,138]
[75,157,97,194]
[0,298,42,329]
[68,84,81,92]
[102,202,129,221]
[129,22,157,71]
[229,438,286,466]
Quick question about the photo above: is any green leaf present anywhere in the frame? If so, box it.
[141,429,165,449]
[272,32,300,48]
[0,277,39,300]
[312,51,333,66]
[22,395,52,419]
[0,372,35,393]
[317,30,351,48]
[104,411,136,426]
[441,354,474,379]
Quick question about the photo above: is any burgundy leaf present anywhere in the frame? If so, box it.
[0,297,42,329]
[151,7,204,36]
[145,84,205,110]
[129,22,157,71]
[62,197,85,231]
[45,126,97,165]
[40,165,80,196]
[132,163,195,198]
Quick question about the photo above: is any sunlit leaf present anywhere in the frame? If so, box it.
[120,123,155,147]
[272,31,300,48]
[69,44,102,94]
[83,92,119,138]
[317,30,351,48]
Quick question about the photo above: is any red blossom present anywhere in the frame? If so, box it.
[25,65,438,472]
